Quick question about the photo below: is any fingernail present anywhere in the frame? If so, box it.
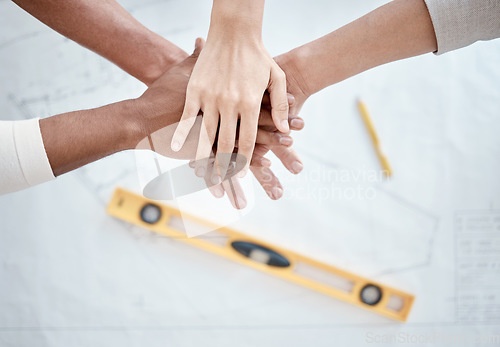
[287,94,295,105]
[279,136,293,146]
[236,197,247,209]
[237,168,247,178]
[291,118,304,129]
[271,187,283,200]
[292,161,303,174]
[261,158,272,167]
[211,175,221,185]
[280,120,290,132]
[195,166,206,177]
[171,141,181,152]
[213,185,224,198]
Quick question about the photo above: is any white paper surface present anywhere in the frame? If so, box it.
[1,0,499,346]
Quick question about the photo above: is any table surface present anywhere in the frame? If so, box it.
[1,0,499,346]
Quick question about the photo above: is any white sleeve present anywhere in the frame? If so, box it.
[424,0,500,55]
[0,118,55,195]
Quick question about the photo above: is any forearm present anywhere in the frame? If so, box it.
[13,0,187,85]
[39,100,146,176]
[284,0,437,96]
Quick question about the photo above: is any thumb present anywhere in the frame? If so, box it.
[269,67,290,133]
[192,37,205,57]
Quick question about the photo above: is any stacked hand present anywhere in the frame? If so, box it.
[14,0,441,201]
[170,0,292,192]
[135,39,306,209]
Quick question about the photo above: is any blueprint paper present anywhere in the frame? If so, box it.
[1,0,500,346]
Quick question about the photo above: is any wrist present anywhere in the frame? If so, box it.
[116,99,154,150]
[208,0,264,42]
[208,19,262,44]
[124,97,180,149]
[282,34,353,96]
[140,38,188,86]
[275,48,314,99]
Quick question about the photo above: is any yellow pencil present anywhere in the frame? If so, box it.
[357,99,392,178]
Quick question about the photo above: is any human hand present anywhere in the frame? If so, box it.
[186,104,305,208]
[170,32,289,183]
[187,135,304,208]
[245,92,305,201]
[136,66,300,163]
[238,51,313,201]
[273,53,312,117]
[244,62,309,201]
[133,39,303,208]
[197,95,305,207]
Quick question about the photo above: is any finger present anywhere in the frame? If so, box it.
[258,108,277,128]
[207,183,225,199]
[222,176,247,210]
[171,95,201,151]
[289,115,305,131]
[258,93,295,127]
[258,113,304,132]
[193,37,205,57]
[199,156,225,198]
[205,162,224,198]
[216,112,238,181]
[194,107,218,180]
[271,146,304,174]
[251,166,284,200]
[253,144,271,158]
[176,37,206,72]
[188,153,220,195]
[207,151,221,189]
[268,66,290,133]
[255,129,293,147]
[251,144,272,168]
[236,107,259,178]
[250,153,272,168]
[261,92,294,110]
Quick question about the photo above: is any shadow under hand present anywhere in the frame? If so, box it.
[143,152,246,200]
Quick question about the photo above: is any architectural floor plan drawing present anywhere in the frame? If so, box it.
[1,0,499,346]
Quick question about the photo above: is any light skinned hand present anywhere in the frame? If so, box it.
[170,33,290,183]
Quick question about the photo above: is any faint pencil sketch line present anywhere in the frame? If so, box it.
[298,146,441,273]
[73,171,109,207]
[373,261,431,277]
[7,93,37,120]
[0,30,44,51]
[374,185,438,221]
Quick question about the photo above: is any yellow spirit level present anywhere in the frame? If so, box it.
[107,187,414,321]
